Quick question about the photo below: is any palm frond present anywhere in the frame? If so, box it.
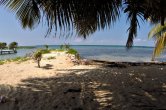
[124,0,145,48]
[1,0,166,49]
[1,0,41,29]
[152,33,166,57]
[148,23,166,39]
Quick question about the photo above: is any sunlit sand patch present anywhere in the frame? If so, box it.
[94,90,113,108]
[144,92,156,101]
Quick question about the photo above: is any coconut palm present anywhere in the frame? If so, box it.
[44,45,49,50]
[33,50,42,68]
[60,43,71,50]
[0,42,7,50]
[1,0,166,48]
[9,42,18,53]
[148,23,166,61]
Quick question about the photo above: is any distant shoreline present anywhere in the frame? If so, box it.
[20,45,154,48]
[17,46,36,49]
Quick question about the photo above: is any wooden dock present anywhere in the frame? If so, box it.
[0,50,15,55]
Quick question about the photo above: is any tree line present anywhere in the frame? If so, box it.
[0,42,18,53]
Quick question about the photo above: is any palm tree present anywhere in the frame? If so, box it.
[9,42,18,53]
[1,0,166,48]
[33,50,42,68]
[44,45,49,50]
[60,43,71,50]
[148,23,166,61]
[0,42,7,50]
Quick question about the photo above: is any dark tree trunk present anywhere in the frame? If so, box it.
[37,60,40,68]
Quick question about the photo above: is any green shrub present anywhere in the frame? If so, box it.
[6,57,30,62]
[67,48,80,60]
[55,49,66,52]
[67,48,78,55]
[37,49,51,54]
[0,57,30,65]
[0,60,4,65]
[60,44,71,50]
[33,50,42,68]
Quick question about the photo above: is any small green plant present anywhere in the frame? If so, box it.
[60,43,71,50]
[67,48,78,55]
[10,57,30,62]
[33,50,42,68]
[0,42,7,50]
[67,48,80,60]
[39,49,51,54]
[0,57,30,65]
[44,45,49,50]
[55,49,66,52]
[0,60,4,65]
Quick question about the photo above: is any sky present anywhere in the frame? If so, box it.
[0,7,155,46]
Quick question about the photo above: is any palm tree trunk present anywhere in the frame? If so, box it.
[37,60,40,68]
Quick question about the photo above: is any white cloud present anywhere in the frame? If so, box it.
[134,38,147,42]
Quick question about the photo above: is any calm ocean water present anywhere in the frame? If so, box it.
[0,45,166,62]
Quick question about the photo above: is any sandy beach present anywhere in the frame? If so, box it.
[0,54,166,110]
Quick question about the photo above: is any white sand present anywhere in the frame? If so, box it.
[0,54,98,86]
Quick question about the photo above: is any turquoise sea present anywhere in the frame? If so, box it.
[0,45,166,62]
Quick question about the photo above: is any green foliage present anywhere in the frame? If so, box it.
[9,42,18,49]
[60,44,71,50]
[8,57,30,62]
[0,57,30,65]
[33,51,42,60]
[33,50,42,68]
[3,0,166,48]
[149,24,166,39]
[54,49,66,52]
[0,42,7,49]
[0,60,4,65]
[39,49,51,54]
[67,48,78,55]
[148,23,166,60]
[44,45,49,50]
[67,48,80,60]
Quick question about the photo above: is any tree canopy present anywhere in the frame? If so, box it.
[0,0,166,48]
[0,42,7,49]
[9,42,18,49]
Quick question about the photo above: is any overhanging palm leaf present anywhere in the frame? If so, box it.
[148,24,166,39]
[0,0,122,37]
[153,33,166,57]
[148,23,166,60]
[1,0,41,29]
[1,0,166,49]
[124,0,145,48]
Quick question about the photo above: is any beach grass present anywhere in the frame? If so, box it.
[0,57,30,65]
[0,60,5,65]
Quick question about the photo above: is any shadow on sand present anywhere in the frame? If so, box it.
[0,64,166,110]
[42,64,54,70]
